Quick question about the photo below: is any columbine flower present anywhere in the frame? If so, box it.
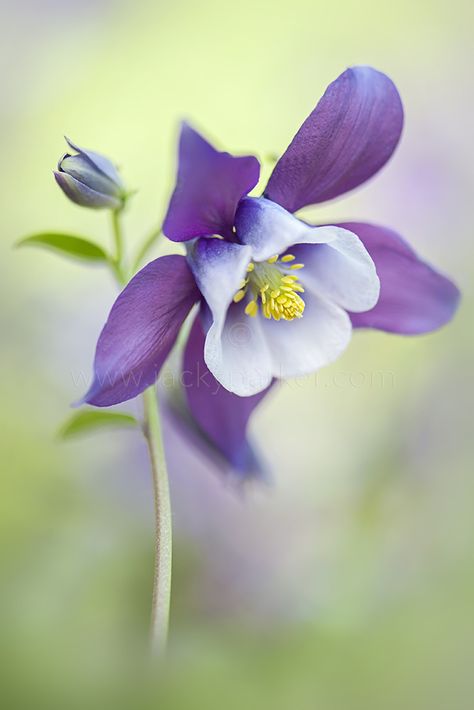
[82,66,460,476]
[54,138,125,209]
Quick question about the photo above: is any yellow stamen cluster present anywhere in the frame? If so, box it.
[233,253,305,321]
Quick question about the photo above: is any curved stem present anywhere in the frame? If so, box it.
[143,386,172,655]
[109,211,172,656]
[132,224,162,273]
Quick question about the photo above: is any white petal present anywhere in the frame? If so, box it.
[235,197,337,261]
[188,238,271,396]
[186,237,252,324]
[204,303,273,396]
[261,290,352,379]
[292,230,380,312]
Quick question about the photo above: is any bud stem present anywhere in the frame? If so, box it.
[111,208,124,274]
[133,225,163,272]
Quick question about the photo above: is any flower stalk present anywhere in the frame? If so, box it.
[143,386,172,656]
[111,211,172,656]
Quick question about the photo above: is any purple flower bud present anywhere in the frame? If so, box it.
[54,137,125,210]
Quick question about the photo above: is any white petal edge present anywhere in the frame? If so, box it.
[260,289,353,379]
[187,238,252,326]
[235,197,337,261]
[291,231,380,312]
[204,303,273,396]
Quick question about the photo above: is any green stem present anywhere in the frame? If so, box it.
[109,211,172,655]
[111,208,124,275]
[142,386,172,655]
[132,225,162,273]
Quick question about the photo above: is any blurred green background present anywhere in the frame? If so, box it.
[1,0,473,707]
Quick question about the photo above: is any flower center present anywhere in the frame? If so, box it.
[233,253,305,321]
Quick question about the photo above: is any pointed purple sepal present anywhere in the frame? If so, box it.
[83,255,199,406]
[265,66,404,212]
[163,122,260,241]
[340,222,460,334]
[181,315,271,477]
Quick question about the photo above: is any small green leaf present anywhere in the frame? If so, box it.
[59,410,139,439]
[16,232,109,263]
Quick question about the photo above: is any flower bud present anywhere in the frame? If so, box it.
[54,138,125,210]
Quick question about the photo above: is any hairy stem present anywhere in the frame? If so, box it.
[110,211,172,656]
[142,386,172,656]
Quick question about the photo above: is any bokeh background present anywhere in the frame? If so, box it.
[1,0,473,707]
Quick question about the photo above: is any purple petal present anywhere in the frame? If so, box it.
[265,66,404,212]
[339,222,460,334]
[163,122,260,242]
[83,255,199,406]
[182,315,271,475]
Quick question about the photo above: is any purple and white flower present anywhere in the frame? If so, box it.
[83,66,460,475]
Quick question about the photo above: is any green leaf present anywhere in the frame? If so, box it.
[58,410,139,439]
[16,232,109,263]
